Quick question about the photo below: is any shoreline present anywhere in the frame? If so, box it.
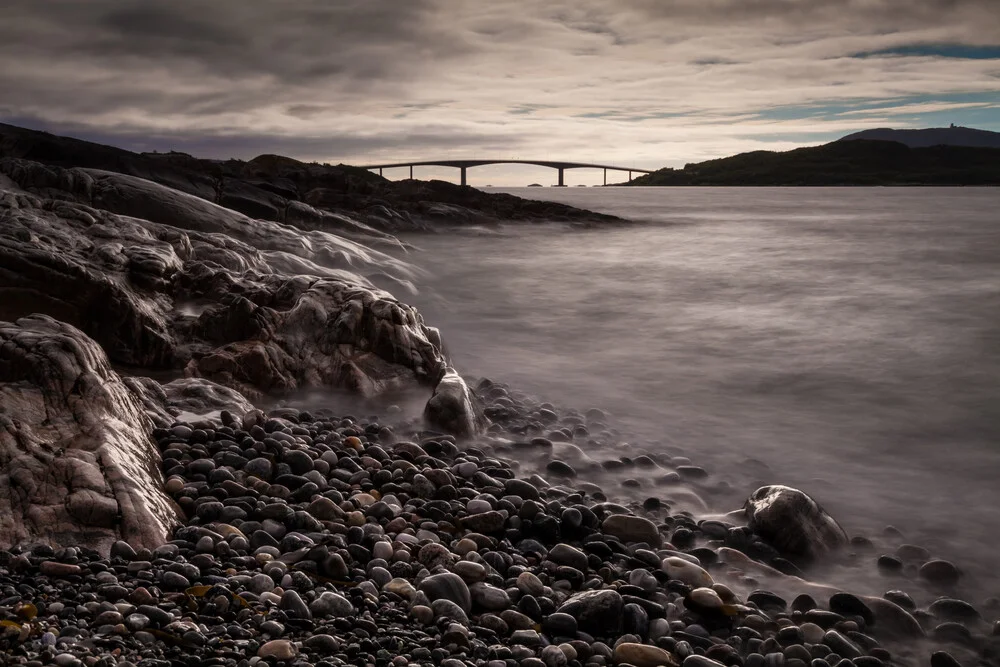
[1,377,994,667]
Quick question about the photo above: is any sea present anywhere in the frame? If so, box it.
[392,186,1000,597]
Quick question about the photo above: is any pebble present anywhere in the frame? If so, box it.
[681,656,724,667]
[557,588,624,634]
[614,642,680,667]
[919,559,961,585]
[829,593,873,625]
[310,591,353,617]
[39,561,82,577]
[930,652,963,667]
[549,543,589,571]
[258,639,297,660]
[662,557,714,587]
[928,597,980,622]
[419,571,472,612]
[517,571,545,596]
[822,630,862,659]
[601,515,661,546]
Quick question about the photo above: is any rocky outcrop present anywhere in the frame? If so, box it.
[0,163,461,409]
[125,376,255,429]
[0,315,180,553]
[0,122,622,233]
[744,485,849,562]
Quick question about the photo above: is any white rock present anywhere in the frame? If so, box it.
[661,556,714,587]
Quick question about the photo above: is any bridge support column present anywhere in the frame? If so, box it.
[409,165,413,179]
[379,167,383,177]
[460,167,467,186]
[604,169,607,186]
[558,168,564,187]
[628,170,632,181]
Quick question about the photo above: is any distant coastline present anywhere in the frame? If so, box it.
[622,128,1000,187]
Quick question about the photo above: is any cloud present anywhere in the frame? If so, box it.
[1,0,998,180]
[839,101,999,116]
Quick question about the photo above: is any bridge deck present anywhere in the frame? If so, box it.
[358,158,651,172]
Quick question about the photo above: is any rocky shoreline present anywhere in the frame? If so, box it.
[1,124,998,667]
[2,361,996,667]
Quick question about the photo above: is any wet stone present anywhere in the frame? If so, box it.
[829,593,874,626]
[557,589,623,635]
[919,560,961,586]
[549,543,588,571]
[420,572,472,613]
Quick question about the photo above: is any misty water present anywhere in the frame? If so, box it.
[394,186,1000,598]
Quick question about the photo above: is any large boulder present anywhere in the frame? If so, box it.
[0,315,181,553]
[744,485,848,562]
[423,368,488,437]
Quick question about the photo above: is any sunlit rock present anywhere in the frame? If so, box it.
[0,315,180,553]
[424,368,488,437]
[125,376,254,428]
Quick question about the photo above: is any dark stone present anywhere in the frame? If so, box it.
[920,560,961,586]
[748,590,787,612]
[744,486,848,562]
[829,593,874,626]
[556,589,624,635]
[930,651,963,667]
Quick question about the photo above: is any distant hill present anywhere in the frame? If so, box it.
[839,126,1000,149]
[625,139,1000,186]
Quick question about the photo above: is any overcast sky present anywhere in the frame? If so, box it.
[2,0,999,185]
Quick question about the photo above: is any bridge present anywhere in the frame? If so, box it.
[357,159,654,186]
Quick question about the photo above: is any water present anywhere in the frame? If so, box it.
[396,186,1000,595]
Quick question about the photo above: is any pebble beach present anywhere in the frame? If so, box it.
[2,379,996,667]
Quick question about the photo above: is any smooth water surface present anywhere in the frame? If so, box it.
[398,187,1000,590]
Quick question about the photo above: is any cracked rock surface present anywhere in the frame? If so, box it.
[0,160,454,403]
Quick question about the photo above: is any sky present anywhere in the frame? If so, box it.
[2,0,999,186]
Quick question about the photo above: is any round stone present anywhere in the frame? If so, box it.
[662,557,714,587]
[556,588,623,634]
[601,514,661,546]
[258,639,297,660]
[549,543,588,571]
[517,571,544,596]
[919,560,961,585]
[614,642,680,667]
[310,591,353,617]
[419,572,472,613]
[543,612,578,636]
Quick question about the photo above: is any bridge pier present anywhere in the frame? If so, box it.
[359,161,651,185]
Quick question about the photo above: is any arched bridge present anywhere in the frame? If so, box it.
[357,159,653,186]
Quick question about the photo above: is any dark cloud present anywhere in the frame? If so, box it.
[3,112,515,163]
[1,0,471,85]
[1,0,997,173]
